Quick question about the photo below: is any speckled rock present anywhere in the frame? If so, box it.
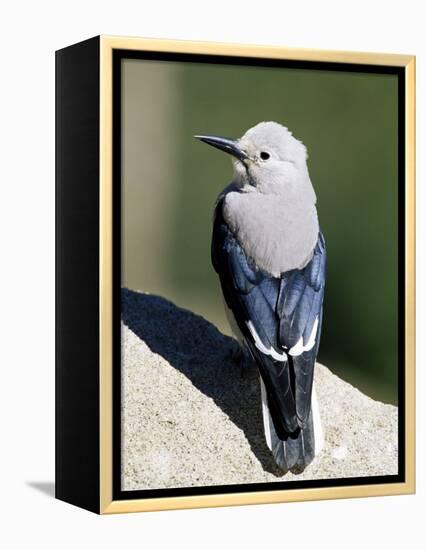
[121,288,398,491]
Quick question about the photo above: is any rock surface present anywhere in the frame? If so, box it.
[121,288,398,491]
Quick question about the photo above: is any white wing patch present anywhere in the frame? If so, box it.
[311,383,324,454]
[289,317,319,356]
[260,377,272,450]
[246,320,288,362]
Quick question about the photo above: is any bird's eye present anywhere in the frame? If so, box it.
[260,151,270,161]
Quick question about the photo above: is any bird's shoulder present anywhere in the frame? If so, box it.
[214,182,319,276]
[213,190,325,286]
[212,192,263,285]
[212,199,326,320]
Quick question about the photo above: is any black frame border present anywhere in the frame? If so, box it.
[55,36,101,513]
[112,49,406,502]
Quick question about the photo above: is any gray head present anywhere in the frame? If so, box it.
[195,121,316,203]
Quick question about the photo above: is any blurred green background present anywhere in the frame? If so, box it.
[122,59,398,404]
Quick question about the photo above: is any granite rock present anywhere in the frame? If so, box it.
[121,288,398,491]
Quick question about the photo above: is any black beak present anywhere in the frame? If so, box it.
[194,135,249,163]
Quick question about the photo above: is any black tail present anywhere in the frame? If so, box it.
[260,378,316,474]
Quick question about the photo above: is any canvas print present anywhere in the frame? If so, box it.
[119,56,399,493]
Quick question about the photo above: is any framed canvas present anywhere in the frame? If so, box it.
[55,35,415,514]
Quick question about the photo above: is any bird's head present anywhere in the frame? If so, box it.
[195,121,314,200]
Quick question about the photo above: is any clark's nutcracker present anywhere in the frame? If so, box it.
[195,122,326,474]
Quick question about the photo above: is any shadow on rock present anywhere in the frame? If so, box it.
[121,288,282,476]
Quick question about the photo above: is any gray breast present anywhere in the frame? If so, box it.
[223,191,319,277]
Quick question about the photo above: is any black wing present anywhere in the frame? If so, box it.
[212,198,326,436]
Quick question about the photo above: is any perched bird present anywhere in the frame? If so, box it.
[195,122,326,474]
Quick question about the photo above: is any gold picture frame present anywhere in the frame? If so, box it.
[56,35,415,514]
